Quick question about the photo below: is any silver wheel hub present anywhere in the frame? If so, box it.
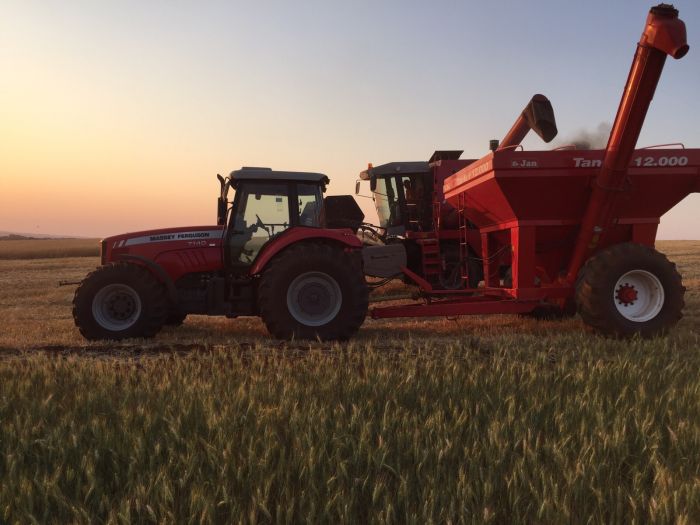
[613,270,664,323]
[286,271,342,327]
[92,283,142,331]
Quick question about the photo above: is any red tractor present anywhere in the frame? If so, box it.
[73,168,369,341]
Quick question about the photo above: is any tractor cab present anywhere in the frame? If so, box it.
[358,162,433,236]
[219,167,329,272]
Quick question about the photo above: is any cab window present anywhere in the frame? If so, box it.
[375,176,402,229]
[229,182,290,265]
[297,183,323,227]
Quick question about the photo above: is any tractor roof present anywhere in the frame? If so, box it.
[230,167,329,185]
[359,152,464,179]
[367,161,430,177]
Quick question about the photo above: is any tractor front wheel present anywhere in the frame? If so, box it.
[257,242,369,340]
[73,262,169,340]
[575,243,685,338]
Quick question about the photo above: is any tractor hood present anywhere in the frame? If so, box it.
[101,225,225,281]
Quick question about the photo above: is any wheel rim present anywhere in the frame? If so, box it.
[286,271,342,327]
[613,270,665,323]
[92,283,142,331]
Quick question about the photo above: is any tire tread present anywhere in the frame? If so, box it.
[73,262,169,340]
[575,243,685,338]
[258,242,368,340]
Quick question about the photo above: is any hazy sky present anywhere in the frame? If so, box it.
[2,0,699,238]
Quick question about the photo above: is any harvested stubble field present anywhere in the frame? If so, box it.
[0,238,99,260]
[0,241,699,523]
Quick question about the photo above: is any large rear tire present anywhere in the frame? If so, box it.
[575,243,685,338]
[73,262,169,340]
[258,242,369,340]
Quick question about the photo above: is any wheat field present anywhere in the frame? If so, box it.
[0,238,99,260]
[0,241,698,523]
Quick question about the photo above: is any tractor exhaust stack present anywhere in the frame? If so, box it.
[566,3,688,282]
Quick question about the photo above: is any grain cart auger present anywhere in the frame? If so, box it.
[367,4,698,338]
[73,168,369,341]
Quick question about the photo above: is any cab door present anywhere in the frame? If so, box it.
[226,182,291,271]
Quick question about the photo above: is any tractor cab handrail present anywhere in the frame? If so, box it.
[639,142,686,149]
[494,144,524,152]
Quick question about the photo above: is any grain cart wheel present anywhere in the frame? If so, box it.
[258,242,369,340]
[575,243,685,338]
[73,262,169,340]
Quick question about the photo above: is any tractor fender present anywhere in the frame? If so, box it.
[116,254,178,303]
[250,228,362,276]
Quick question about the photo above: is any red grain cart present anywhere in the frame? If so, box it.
[372,4,698,337]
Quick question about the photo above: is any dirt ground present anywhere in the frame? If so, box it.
[0,241,697,352]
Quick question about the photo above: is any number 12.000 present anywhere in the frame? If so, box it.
[633,156,688,167]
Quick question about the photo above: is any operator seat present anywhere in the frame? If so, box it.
[299,201,319,227]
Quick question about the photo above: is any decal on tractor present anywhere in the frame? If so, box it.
[123,229,224,246]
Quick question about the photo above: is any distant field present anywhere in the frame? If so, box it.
[0,241,698,522]
[0,238,100,259]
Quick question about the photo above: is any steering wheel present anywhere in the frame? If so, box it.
[255,214,271,238]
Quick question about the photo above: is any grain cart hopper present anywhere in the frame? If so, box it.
[370,4,698,337]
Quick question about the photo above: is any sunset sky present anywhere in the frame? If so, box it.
[2,0,699,239]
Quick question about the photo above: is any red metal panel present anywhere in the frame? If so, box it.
[104,225,225,281]
[400,266,434,293]
[511,226,535,290]
[155,248,222,282]
[444,149,700,228]
[632,223,658,246]
[249,227,361,275]
[481,232,500,287]
[371,299,538,319]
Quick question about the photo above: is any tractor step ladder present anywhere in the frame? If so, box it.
[406,203,420,229]
[457,191,470,280]
[416,238,441,279]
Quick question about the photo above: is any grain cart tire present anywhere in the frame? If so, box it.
[73,262,169,340]
[575,243,685,338]
[258,242,369,340]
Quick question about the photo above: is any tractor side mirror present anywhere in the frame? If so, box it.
[370,176,377,192]
[355,180,361,195]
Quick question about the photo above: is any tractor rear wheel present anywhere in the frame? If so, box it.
[258,242,369,340]
[575,243,685,338]
[73,262,169,340]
